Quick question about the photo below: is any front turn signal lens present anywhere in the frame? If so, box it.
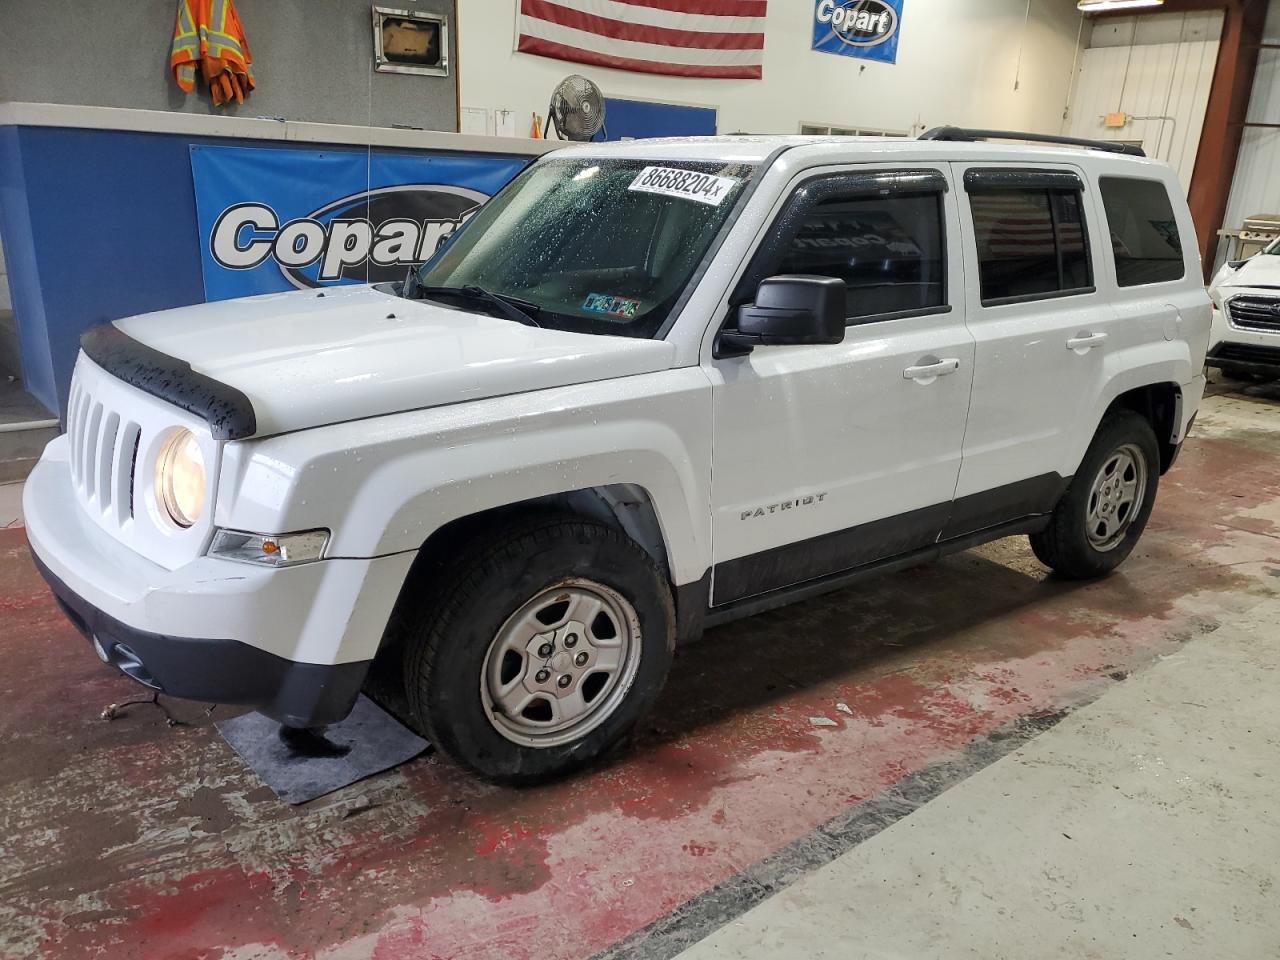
[210,529,330,567]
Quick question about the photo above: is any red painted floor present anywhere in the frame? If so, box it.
[2,388,1279,959]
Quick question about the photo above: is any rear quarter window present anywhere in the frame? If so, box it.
[1099,176,1184,287]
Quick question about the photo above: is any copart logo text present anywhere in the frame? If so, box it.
[208,184,489,289]
[814,0,898,48]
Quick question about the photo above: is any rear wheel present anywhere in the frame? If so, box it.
[402,516,675,784]
[1030,410,1159,579]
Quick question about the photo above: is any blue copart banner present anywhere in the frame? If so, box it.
[191,145,529,301]
[812,0,903,65]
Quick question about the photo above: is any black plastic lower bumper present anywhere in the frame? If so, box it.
[31,551,370,727]
[1206,342,1280,373]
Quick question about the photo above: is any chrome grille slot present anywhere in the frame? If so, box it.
[66,381,80,483]
[82,402,103,501]
[69,383,89,485]
[78,391,93,484]
[117,423,142,524]
[97,412,120,513]
[1227,296,1280,333]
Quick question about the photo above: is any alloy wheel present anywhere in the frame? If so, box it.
[480,579,642,747]
[1085,442,1147,551]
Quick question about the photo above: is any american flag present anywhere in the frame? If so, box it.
[971,193,1083,258]
[516,0,768,80]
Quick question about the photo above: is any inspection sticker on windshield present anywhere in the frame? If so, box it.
[628,167,739,207]
[583,293,641,319]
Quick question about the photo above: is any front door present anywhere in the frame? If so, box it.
[705,166,974,607]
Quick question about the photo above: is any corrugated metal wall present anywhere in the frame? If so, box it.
[1221,0,1280,242]
[1066,11,1222,192]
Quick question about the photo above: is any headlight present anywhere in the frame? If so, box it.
[156,428,206,528]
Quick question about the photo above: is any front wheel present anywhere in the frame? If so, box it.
[1030,410,1160,579]
[402,516,675,784]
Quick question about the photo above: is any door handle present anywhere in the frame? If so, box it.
[1066,332,1108,352]
[903,358,961,381]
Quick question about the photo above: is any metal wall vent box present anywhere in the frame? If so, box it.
[373,7,448,76]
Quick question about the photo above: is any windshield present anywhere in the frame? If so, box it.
[414,157,755,338]
[1265,235,1280,256]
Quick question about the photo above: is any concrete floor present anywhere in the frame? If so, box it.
[1,379,1278,959]
[677,598,1280,960]
[0,481,23,528]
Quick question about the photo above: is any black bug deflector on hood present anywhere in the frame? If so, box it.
[80,323,258,441]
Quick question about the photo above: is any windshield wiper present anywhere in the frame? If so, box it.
[415,284,541,328]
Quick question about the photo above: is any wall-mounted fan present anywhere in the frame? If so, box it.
[546,74,607,141]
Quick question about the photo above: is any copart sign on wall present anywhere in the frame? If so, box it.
[812,0,903,65]
[191,145,528,300]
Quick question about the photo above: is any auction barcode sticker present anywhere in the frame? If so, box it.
[628,166,740,207]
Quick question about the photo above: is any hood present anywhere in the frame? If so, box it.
[1212,253,1280,294]
[112,285,676,437]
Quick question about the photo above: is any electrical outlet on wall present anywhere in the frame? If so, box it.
[460,107,490,135]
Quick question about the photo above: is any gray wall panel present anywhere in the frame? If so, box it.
[0,0,457,131]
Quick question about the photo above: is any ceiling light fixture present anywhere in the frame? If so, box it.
[1077,0,1164,12]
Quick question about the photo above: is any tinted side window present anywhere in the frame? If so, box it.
[1099,177,1184,286]
[775,191,947,321]
[969,187,1093,303]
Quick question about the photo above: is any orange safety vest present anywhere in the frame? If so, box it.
[171,0,255,106]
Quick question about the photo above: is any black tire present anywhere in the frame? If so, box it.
[1030,409,1160,580]
[402,515,675,785]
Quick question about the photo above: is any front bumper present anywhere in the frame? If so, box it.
[33,552,367,726]
[1207,294,1280,372]
[24,436,414,726]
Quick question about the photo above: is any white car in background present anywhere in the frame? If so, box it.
[1207,239,1280,381]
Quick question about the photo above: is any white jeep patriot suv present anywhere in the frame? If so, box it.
[26,128,1210,783]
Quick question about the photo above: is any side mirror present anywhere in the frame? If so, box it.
[719,275,846,355]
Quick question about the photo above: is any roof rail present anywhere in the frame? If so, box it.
[919,126,1146,157]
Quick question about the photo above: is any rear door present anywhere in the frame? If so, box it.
[946,163,1114,536]
[705,165,974,607]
